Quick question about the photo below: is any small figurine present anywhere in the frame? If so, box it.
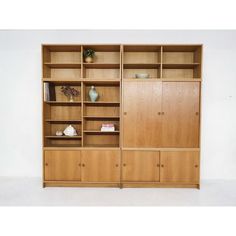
[55,131,63,136]
[63,125,77,136]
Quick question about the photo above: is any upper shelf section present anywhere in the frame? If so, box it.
[42,44,202,81]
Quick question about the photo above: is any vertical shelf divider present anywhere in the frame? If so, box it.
[160,46,163,79]
[81,46,84,147]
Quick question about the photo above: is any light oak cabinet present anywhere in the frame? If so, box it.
[123,81,162,147]
[161,82,200,147]
[160,151,200,183]
[44,150,81,181]
[122,151,160,182]
[81,150,120,182]
[123,81,200,148]
[42,44,202,188]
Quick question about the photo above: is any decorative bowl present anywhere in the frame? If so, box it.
[135,73,149,79]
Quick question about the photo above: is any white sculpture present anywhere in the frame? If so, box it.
[63,125,77,136]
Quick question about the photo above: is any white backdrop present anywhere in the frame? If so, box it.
[0,30,235,179]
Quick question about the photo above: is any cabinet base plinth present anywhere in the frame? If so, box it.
[43,181,199,189]
[44,181,120,188]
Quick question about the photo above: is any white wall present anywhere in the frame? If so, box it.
[0,30,236,179]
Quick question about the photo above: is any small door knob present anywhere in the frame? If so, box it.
[157,164,160,167]
[82,164,85,167]
[45,163,48,166]
[195,112,199,115]
[123,163,126,167]
[124,112,127,115]
[158,112,161,115]
[115,164,119,167]
[78,163,81,167]
[195,164,198,168]
[161,164,164,167]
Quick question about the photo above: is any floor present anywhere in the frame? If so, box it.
[0,177,235,206]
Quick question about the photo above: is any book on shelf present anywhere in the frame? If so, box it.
[101,124,115,132]
[43,82,56,101]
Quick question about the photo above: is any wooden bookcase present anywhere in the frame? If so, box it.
[42,44,202,188]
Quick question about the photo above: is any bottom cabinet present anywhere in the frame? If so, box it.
[44,150,81,181]
[122,151,160,182]
[81,150,120,182]
[160,151,200,183]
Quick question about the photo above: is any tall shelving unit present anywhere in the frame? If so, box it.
[42,44,202,188]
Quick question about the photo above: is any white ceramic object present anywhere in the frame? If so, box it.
[56,131,63,136]
[63,125,77,136]
[135,73,149,79]
[89,86,99,102]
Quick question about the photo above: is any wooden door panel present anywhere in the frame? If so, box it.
[160,151,199,183]
[123,81,162,147]
[162,82,200,147]
[44,150,81,181]
[122,151,160,182]
[81,150,120,182]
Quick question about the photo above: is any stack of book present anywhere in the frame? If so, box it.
[101,124,115,132]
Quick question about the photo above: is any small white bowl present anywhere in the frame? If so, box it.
[135,73,149,79]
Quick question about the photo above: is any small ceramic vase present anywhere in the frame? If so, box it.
[68,94,74,102]
[89,86,98,102]
[63,125,77,136]
[85,56,93,63]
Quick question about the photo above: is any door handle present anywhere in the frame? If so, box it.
[124,112,127,115]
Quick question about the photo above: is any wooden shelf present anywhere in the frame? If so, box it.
[83,116,120,120]
[45,119,82,123]
[162,63,200,69]
[44,63,81,68]
[124,63,161,69]
[84,130,119,134]
[123,78,202,82]
[82,79,120,85]
[43,78,82,84]
[43,78,120,85]
[84,101,120,106]
[83,144,119,148]
[44,144,82,148]
[45,101,81,105]
[45,136,82,139]
[83,63,120,69]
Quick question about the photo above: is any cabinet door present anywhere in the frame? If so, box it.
[81,150,120,182]
[123,81,162,147]
[44,150,81,181]
[162,82,200,147]
[160,151,199,183]
[122,151,160,182]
